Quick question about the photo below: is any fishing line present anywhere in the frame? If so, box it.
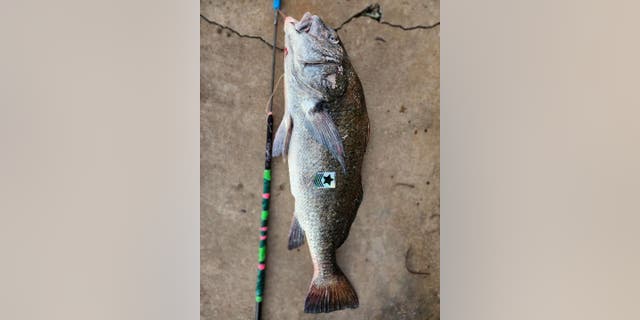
[264,73,284,115]
[278,9,287,20]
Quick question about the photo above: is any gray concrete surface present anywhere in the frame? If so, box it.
[201,1,439,319]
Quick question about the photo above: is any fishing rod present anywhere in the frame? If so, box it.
[255,1,281,319]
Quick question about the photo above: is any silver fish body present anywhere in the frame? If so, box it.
[273,12,369,313]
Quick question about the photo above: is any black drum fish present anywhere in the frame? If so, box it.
[273,12,370,313]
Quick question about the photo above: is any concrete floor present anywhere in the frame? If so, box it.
[201,1,439,319]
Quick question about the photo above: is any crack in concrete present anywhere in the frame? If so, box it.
[394,182,416,188]
[335,4,440,32]
[200,14,283,51]
[200,3,439,50]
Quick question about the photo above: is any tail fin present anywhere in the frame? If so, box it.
[304,268,359,313]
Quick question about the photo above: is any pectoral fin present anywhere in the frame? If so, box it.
[300,101,346,172]
[273,112,292,159]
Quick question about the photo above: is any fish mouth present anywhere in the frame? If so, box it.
[301,58,339,67]
[284,16,298,26]
[284,16,298,34]
[284,12,314,33]
[301,52,341,66]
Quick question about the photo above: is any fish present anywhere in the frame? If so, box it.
[273,12,370,313]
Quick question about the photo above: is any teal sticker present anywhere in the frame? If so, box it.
[314,172,336,189]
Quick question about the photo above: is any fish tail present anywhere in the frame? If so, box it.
[304,266,359,313]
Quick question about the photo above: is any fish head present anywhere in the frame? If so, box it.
[284,12,347,98]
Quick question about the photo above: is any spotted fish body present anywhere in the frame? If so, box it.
[273,12,369,314]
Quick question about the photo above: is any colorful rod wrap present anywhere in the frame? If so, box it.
[255,114,274,303]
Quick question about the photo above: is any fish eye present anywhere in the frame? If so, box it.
[328,33,339,44]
